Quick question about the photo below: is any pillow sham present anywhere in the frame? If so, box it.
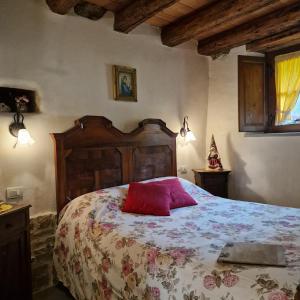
[122,182,171,216]
[154,178,197,209]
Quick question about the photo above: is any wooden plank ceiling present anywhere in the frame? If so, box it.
[46,0,300,58]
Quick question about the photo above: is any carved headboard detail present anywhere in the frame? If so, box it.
[52,116,178,214]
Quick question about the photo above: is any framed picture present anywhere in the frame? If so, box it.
[113,65,137,102]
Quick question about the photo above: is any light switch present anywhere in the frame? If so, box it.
[6,186,23,201]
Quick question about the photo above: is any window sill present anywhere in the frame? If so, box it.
[266,123,300,133]
[244,131,300,137]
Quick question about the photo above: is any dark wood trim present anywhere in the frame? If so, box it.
[266,44,300,58]
[266,44,300,133]
[114,0,180,33]
[162,0,298,48]
[246,27,300,53]
[197,3,300,56]
[238,55,267,132]
[51,116,178,214]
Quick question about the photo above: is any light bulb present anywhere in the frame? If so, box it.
[16,129,35,146]
[185,130,196,142]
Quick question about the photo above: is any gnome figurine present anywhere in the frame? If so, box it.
[208,135,223,170]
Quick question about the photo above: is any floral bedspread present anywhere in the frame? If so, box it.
[53,177,300,300]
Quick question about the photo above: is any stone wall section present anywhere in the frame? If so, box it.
[30,213,57,294]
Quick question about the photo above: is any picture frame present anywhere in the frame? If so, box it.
[113,65,137,102]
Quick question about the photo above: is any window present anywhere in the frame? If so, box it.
[290,94,300,123]
[274,51,300,127]
[280,93,300,125]
[238,45,300,133]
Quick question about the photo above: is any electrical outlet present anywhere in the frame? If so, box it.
[6,186,23,202]
[178,166,188,174]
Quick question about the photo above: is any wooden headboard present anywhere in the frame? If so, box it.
[52,116,178,214]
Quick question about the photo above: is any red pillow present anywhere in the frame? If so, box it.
[154,178,197,209]
[122,182,171,216]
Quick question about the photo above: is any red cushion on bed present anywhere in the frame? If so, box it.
[122,182,171,216]
[154,178,197,209]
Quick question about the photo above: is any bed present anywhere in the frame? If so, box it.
[52,116,300,300]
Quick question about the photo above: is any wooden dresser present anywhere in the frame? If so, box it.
[193,169,231,198]
[0,204,32,300]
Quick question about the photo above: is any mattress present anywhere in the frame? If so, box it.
[53,177,300,300]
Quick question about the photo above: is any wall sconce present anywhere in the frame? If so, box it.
[180,116,196,142]
[9,111,35,148]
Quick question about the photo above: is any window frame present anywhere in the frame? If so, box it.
[266,44,300,133]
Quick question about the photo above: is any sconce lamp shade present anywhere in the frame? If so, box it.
[180,116,196,142]
[9,111,35,147]
[16,129,35,146]
[185,130,196,142]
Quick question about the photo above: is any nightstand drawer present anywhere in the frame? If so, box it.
[204,184,227,197]
[202,174,227,185]
[0,210,26,233]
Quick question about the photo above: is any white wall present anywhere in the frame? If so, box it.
[0,0,209,215]
[206,47,300,208]
[3,1,296,214]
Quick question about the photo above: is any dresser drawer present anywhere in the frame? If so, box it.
[0,210,26,234]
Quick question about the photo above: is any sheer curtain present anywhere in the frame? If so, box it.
[275,51,300,125]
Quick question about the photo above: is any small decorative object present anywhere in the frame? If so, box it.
[0,201,13,213]
[208,135,223,170]
[113,65,137,101]
[0,102,11,112]
[15,95,29,112]
[180,116,196,142]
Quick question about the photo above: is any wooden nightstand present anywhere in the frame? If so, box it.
[0,204,32,300]
[193,169,231,198]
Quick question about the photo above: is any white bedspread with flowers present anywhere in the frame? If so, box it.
[54,177,300,300]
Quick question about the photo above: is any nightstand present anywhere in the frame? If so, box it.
[193,169,231,198]
[0,204,32,300]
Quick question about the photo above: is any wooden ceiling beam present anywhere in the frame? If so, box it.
[197,4,300,56]
[74,1,107,20]
[46,0,81,14]
[161,0,299,47]
[87,0,132,12]
[114,0,181,33]
[246,27,300,53]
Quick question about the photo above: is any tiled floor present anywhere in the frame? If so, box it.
[33,286,74,300]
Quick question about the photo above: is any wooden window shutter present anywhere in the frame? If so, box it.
[238,55,267,132]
